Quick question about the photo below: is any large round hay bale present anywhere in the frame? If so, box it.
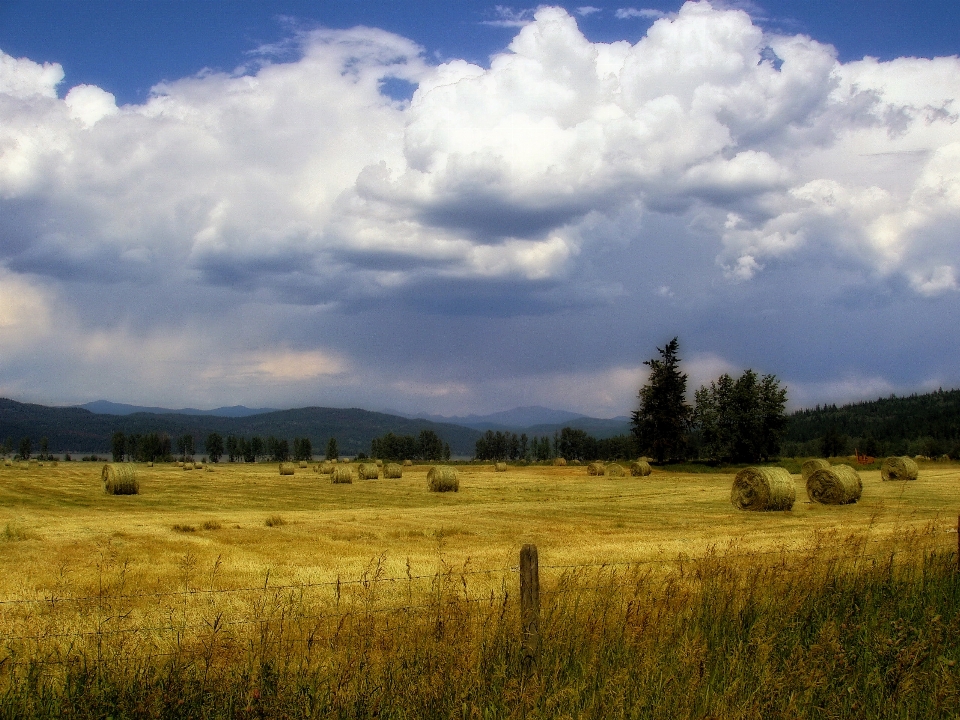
[630,460,652,477]
[801,459,831,483]
[102,464,139,495]
[428,465,459,492]
[403,459,413,467]
[731,467,796,511]
[331,466,353,484]
[807,463,862,505]
[605,463,626,478]
[279,462,295,476]
[881,456,919,482]
[358,463,379,480]
[553,458,567,466]
[494,462,507,472]
[587,462,604,476]
[299,461,308,469]
[384,463,403,479]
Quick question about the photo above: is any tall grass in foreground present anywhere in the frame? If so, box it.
[1,528,958,718]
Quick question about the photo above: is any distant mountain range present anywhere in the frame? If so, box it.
[79,401,276,418]
[382,405,631,438]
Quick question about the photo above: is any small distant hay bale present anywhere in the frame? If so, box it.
[731,467,796,511]
[913,455,926,461]
[940,454,951,462]
[299,461,308,469]
[279,462,296,476]
[147,461,154,467]
[384,463,403,479]
[182,462,194,471]
[3,459,11,467]
[331,466,353,484]
[571,459,581,466]
[494,462,507,472]
[339,458,349,463]
[319,462,334,474]
[102,464,140,495]
[605,463,626,477]
[403,459,413,467]
[375,459,383,467]
[587,462,605,476]
[630,460,652,477]
[205,464,214,472]
[553,458,567,466]
[177,461,184,467]
[358,463,379,480]
[807,463,862,505]
[881,456,919,482]
[428,465,459,492]
[801,459,832,483]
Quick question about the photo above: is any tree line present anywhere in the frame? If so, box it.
[369,430,450,461]
[473,428,637,462]
[109,431,328,463]
[631,338,788,463]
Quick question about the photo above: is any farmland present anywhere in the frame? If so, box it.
[1,460,959,718]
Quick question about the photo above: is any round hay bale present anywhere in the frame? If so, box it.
[605,463,626,477]
[494,462,507,472]
[384,462,403,479]
[553,458,567,466]
[801,459,832,483]
[428,465,459,492]
[881,456,919,482]
[279,462,296,476]
[587,462,604,476]
[571,459,581,466]
[177,461,184,467]
[182,462,194,471]
[731,467,796,511]
[807,463,862,505]
[331,466,353,484]
[358,463,379,480]
[299,461,308,469]
[940,454,951,462]
[102,464,140,495]
[205,464,214,472]
[630,460,652,477]
[147,461,154,468]
[375,459,383,467]
[403,459,413,467]
[3,459,11,467]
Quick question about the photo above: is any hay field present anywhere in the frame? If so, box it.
[0,459,957,599]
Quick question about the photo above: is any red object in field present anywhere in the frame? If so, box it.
[855,449,875,465]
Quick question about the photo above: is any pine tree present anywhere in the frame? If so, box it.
[631,338,691,463]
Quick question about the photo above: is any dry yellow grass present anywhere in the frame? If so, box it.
[0,460,957,609]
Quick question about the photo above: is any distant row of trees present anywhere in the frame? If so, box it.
[474,428,637,462]
[107,431,332,463]
[370,430,450,461]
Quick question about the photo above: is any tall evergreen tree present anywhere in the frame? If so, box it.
[631,337,691,463]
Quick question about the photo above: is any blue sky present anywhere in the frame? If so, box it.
[0,1,959,417]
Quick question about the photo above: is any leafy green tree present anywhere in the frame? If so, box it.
[19,436,32,461]
[694,370,787,462]
[418,430,444,461]
[326,437,338,461]
[631,338,691,463]
[111,432,126,462]
[206,433,224,463]
[293,437,312,462]
[249,436,264,462]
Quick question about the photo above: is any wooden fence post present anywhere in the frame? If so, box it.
[520,544,540,668]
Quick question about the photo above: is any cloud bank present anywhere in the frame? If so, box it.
[1,1,959,415]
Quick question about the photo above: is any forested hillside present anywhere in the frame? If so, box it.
[784,388,960,458]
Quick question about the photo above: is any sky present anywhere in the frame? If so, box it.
[1,1,959,418]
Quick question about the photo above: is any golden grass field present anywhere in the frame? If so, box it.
[2,459,960,718]
[0,459,957,600]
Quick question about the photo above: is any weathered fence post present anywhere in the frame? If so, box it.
[520,543,540,668]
